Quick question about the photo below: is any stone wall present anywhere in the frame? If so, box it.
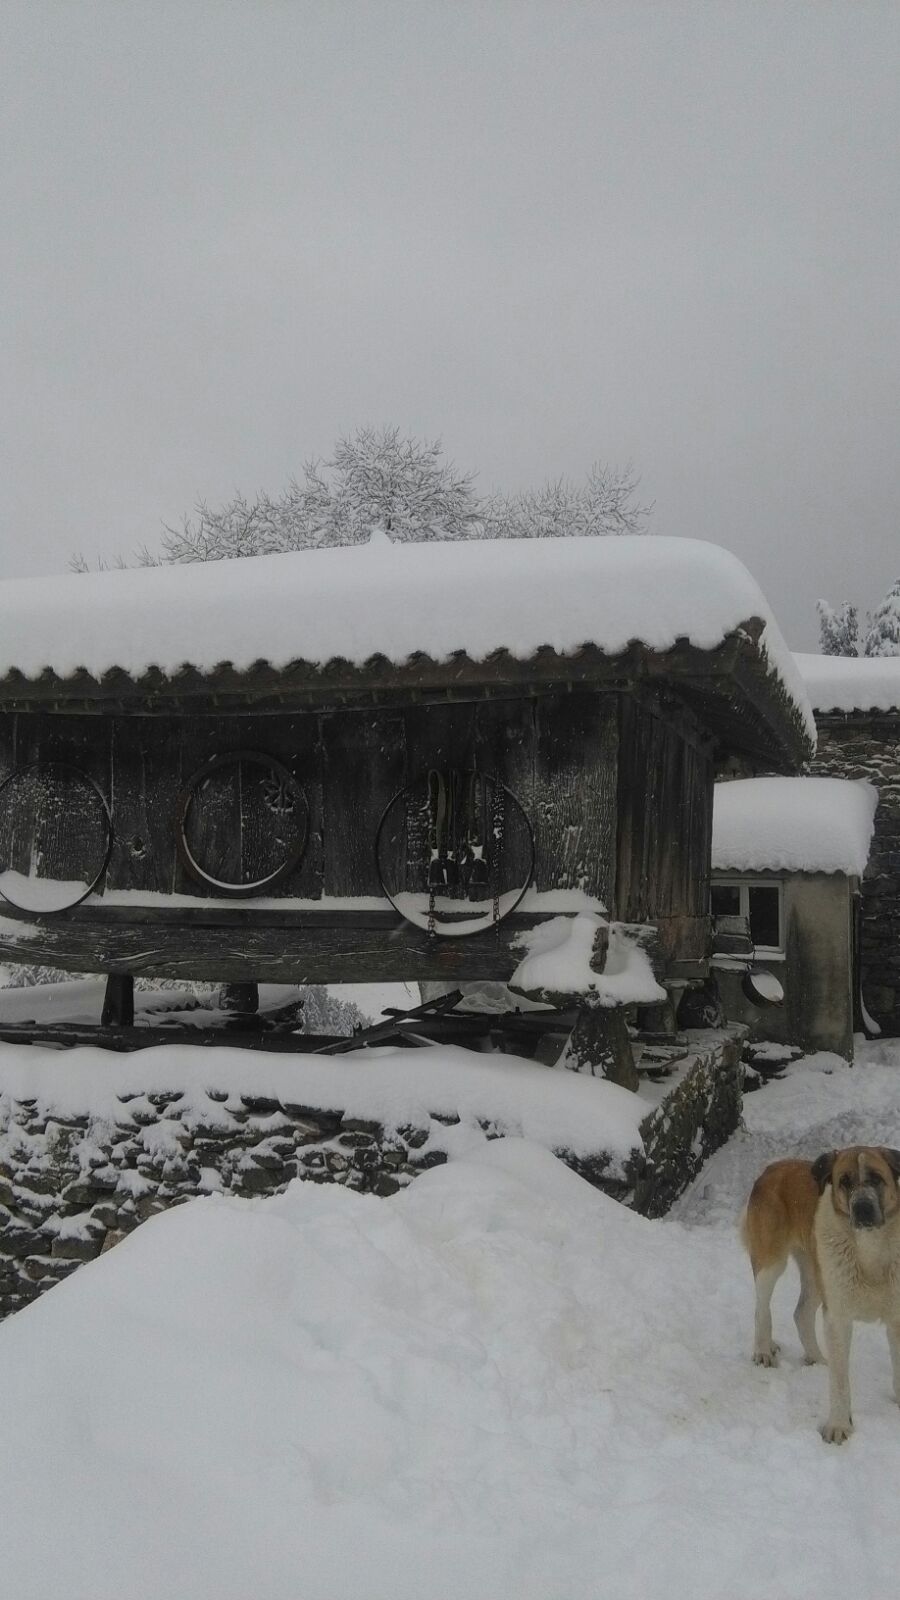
[811,714,900,1035]
[0,1032,743,1320]
[634,1029,744,1217]
[712,873,855,1059]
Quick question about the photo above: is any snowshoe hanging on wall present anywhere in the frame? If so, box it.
[375,767,534,937]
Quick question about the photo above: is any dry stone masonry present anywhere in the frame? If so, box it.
[812,713,900,1034]
[0,1031,743,1319]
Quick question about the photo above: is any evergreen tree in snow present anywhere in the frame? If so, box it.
[816,599,859,657]
[863,577,900,657]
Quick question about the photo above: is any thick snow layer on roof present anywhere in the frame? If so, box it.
[794,651,900,712]
[712,776,878,876]
[0,534,811,721]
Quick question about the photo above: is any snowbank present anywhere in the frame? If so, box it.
[712,776,878,876]
[795,651,900,713]
[0,535,811,731]
[0,1038,645,1165]
[6,1043,900,1600]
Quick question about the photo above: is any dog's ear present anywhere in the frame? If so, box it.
[879,1148,900,1179]
[811,1151,836,1192]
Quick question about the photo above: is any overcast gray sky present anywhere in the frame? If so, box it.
[3,1,899,647]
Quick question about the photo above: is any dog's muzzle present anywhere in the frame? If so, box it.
[851,1193,881,1229]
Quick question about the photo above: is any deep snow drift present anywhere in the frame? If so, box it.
[3,1045,900,1600]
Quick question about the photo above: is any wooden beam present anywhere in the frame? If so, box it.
[0,909,573,985]
[100,974,134,1027]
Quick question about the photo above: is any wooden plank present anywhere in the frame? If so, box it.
[0,908,574,985]
[101,974,134,1026]
[174,714,323,899]
[321,710,405,896]
[533,692,617,901]
[0,1022,342,1053]
[615,694,714,965]
[475,699,535,893]
[108,717,183,895]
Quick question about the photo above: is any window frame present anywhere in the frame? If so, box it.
[711,877,784,956]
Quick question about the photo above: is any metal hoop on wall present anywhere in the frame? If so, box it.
[374,768,535,937]
[174,749,309,898]
[0,760,113,915]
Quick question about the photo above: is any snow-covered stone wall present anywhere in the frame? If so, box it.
[811,715,900,1034]
[0,1033,744,1318]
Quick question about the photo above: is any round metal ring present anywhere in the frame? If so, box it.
[175,750,309,898]
[374,770,534,938]
[0,759,113,916]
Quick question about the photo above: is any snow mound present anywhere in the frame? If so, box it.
[511,913,666,1005]
[7,1088,900,1599]
[0,1038,645,1167]
[795,651,900,713]
[712,776,878,876]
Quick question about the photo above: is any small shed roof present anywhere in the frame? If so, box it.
[712,777,878,877]
[794,652,900,714]
[0,534,814,764]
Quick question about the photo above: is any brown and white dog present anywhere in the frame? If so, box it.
[741,1146,900,1443]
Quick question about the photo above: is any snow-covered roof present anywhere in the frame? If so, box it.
[794,652,900,714]
[0,535,813,757]
[712,776,878,876]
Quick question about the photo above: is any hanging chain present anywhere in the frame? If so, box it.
[490,777,505,942]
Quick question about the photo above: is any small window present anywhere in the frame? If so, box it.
[712,879,783,952]
[748,885,780,950]
[711,884,740,919]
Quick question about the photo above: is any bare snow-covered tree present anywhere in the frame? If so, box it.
[863,578,900,657]
[816,599,859,657]
[484,463,651,540]
[71,428,651,567]
[327,427,479,543]
[157,428,480,563]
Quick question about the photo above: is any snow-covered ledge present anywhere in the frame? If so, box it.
[0,1030,744,1317]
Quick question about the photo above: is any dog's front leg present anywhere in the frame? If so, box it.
[887,1323,900,1408]
[821,1311,854,1444]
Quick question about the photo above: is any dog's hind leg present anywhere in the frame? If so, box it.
[792,1249,824,1364]
[752,1261,786,1366]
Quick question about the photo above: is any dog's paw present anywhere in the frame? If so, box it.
[820,1419,853,1445]
[803,1351,826,1366]
[753,1343,780,1368]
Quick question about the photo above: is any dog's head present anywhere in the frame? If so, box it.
[812,1146,900,1230]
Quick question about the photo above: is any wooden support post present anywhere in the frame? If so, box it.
[101,974,134,1028]
[565,1005,639,1091]
[219,982,260,1028]
[634,996,680,1041]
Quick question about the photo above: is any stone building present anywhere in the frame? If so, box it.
[711,775,877,1058]
[795,655,900,1036]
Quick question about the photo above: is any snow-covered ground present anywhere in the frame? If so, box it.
[3,1041,900,1599]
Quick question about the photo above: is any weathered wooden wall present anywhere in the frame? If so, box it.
[0,695,615,983]
[0,688,714,985]
[0,696,618,904]
[615,694,714,974]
